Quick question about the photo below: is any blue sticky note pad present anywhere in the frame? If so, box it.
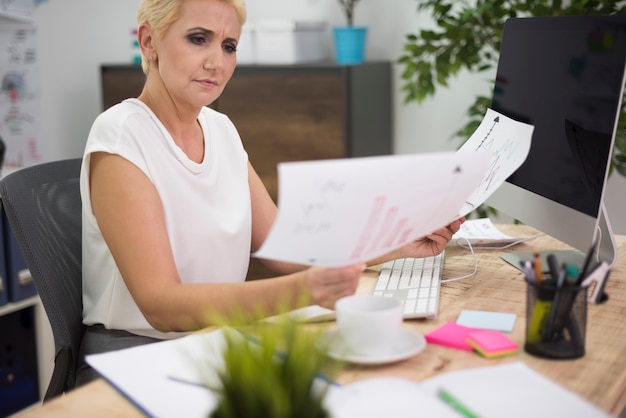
[456,310,516,332]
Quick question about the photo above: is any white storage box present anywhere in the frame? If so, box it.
[255,19,327,64]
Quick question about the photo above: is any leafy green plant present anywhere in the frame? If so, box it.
[208,317,340,418]
[337,0,361,26]
[398,0,626,216]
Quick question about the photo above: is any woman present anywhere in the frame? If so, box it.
[77,0,463,385]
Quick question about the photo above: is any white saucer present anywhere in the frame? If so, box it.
[319,329,426,365]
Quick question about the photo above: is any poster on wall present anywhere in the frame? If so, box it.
[0,24,44,169]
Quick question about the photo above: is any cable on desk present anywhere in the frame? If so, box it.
[442,237,478,284]
[441,234,544,283]
[453,234,545,251]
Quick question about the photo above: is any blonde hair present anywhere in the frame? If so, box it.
[136,0,247,73]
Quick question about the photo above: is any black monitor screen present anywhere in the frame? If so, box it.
[492,15,626,218]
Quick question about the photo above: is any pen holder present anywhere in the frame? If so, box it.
[524,280,588,359]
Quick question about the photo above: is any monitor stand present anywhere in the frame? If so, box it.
[501,201,617,275]
[596,201,618,268]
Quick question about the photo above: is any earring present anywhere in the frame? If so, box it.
[148,55,153,61]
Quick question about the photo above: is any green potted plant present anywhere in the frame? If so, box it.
[208,316,341,418]
[397,0,626,217]
[333,0,367,65]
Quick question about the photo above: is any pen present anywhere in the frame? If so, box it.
[543,263,566,341]
[438,389,482,418]
[546,253,561,280]
[527,287,553,344]
[534,251,543,285]
[549,264,581,340]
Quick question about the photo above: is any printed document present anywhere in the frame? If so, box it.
[457,108,534,215]
[450,217,517,246]
[254,108,533,267]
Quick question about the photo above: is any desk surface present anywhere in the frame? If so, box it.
[18,225,626,417]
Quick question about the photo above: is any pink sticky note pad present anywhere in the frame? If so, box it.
[466,330,519,358]
[425,321,481,351]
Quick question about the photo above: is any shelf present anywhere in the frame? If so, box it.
[0,295,40,317]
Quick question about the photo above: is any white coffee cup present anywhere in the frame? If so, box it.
[335,295,403,357]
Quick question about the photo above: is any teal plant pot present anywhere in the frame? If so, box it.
[333,26,367,65]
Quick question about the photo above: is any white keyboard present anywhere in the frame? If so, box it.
[372,252,444,318]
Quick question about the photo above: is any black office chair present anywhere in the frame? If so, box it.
[0,158,84,401]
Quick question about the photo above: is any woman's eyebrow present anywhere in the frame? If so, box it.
[187,27,212,35]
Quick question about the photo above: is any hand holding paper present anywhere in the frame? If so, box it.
[255,151,490,267]
[254,109,534,267]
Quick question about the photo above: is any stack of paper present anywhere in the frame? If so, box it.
[450,217,518,246]
[86,329,611,418]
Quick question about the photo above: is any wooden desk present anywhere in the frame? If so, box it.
[17,225,626,417]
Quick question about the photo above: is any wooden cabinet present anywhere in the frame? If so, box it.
[215,62,392,199]
[101,62,392,279]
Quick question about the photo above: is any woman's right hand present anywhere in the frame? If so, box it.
[302,264,364,309]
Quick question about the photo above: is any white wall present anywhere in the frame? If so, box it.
[31,0,625,233]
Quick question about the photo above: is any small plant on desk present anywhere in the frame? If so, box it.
[208,315,341,418]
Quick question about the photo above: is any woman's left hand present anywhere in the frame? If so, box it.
[403,217,465,257]
[372,217,465,264]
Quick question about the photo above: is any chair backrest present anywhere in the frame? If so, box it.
[0,158,84,400]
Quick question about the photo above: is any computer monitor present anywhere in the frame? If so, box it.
[485,15,626,270]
